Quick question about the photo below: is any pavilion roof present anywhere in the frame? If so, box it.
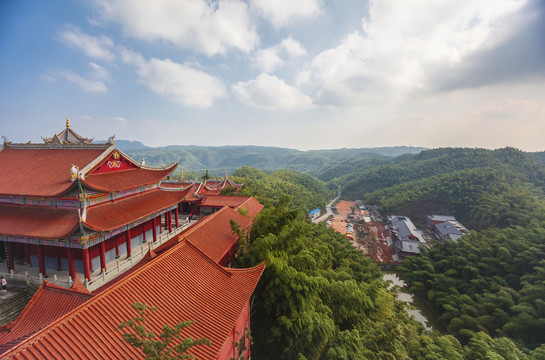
[200,195,263,218]
[84,188,191,232]
[2,241,265,360]
[0,204,79,239]
[0,148,106,197]
[203,178,243,192]
[0,281,93,354]
[0,144,177,197]
[82,163,177,192]
[0,188,190,240]
[178,206,252,263]
[40,118,95,145]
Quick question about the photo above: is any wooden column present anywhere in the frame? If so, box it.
[24,244,31,266]
[115,235,120,259]
[152,217,158,242]
[126,228,132,258]
[168,211,173,233]
[67,248,75,280]
[175,209,179,228]
[82,248,91,281]
[37,244,46,277]
[142,224,147,243]
[56,247,63,271]
[7,243,14,272]
[100,241,106,272]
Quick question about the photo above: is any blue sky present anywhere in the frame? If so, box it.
[1,0,544,150]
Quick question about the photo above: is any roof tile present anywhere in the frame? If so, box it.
[0,148,105,197]
[3,241,265,360]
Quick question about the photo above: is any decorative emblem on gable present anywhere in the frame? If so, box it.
[91,151,138,174]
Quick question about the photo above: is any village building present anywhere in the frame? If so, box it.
[307,208,321,220]
[426,214,469,242]
[387,215,428,256]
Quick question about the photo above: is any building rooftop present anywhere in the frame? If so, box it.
[0,278,93,354]
[179,206,253,263]
[2,241,265,360]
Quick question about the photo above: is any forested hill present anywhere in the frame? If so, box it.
[119,143,426,176]
[335,147,545,229]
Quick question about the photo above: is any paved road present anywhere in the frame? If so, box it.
[313,187,340,224]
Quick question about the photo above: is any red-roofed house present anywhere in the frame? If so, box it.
[1,240,265,360]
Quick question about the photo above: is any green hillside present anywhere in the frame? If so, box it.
[122,144,426,176]
[227,166,332,213]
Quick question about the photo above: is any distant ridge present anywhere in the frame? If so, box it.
[108,142,427,175]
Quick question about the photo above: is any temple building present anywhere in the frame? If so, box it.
[0,120,265,359]
[0,119,185,283]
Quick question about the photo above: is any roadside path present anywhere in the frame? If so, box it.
[313,186,340,223]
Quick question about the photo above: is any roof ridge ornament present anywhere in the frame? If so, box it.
[107,135,116,145]
[70,165,79,182]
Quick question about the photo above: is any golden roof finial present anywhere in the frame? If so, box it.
[66,117,70,129]
[225,170,228,179]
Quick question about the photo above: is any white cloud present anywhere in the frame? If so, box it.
[89,62,111,81]
[119,47,145,66]
[254,48,285,73]
[299,0,530,107]
[93,0,258,56]
[135,58,226,108]
[251,0,322,27]
[58,70,108,92]
[254,37,306,73]
[280,37,306,57]
[107,116,129,124]
[58,25,115,61]
[232,73,313,110]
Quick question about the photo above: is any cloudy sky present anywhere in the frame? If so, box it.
[1,0,544,150]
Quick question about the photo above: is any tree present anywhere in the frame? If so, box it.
[116,302,210,360]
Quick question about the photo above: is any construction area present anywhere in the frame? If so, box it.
[327,200,397,263]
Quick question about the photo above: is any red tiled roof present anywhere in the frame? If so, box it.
[70,273,91,294]
[0,282,93,354]
[178,206,252,263]
[0,148,106,197]
[200,195,263,218]
[0,205,79,239]
[83,163,177,192]
[3,241,265,360]
[84,188,190,232]
[234,196,264,219]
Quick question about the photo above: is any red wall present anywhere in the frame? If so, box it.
[216,301,251,360]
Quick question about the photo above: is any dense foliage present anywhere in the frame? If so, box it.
[227,167,332,212]
[224,146,545,358]
[363,167,545,229]
[339,148,545,202]
[400,221,545,352]
[238,196,481,359]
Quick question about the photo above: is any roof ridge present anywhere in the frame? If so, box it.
[8,282,48,326]
[178,206,230,238]
[184,239,233,277]
[228,260,267,274]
